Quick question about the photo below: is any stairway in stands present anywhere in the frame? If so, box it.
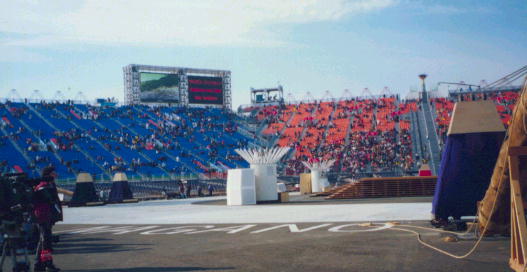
[0,125,35,174]
[5,103,83,178]
[272,105,297,147]
[235,122,267,148]
[70,105,175,178]
[9,113,66,174]
[418,92,442,174]
[132,106,204,176]
[287,102,320,159]
[25,103,111,179]
[316,101,338,154]
[409,110,424,164]
[54,105,168,178]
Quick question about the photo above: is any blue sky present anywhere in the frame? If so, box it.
[1,0,525,108]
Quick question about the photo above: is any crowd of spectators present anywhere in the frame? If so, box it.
[0,101,251,178]
[2,88,519,180]
[256,96,418,177]
[432,90,520,144]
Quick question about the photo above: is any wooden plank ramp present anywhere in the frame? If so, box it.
[327,176,437,199]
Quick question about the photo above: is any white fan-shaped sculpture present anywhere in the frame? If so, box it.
[302,159,336,193]
[235,147,290,165]
[236,147,290,201]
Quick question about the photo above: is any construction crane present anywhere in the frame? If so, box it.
[437,81,480,88]
[438,65,527,93]
[486,65,527,88]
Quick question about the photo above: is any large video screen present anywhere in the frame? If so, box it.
[188,75,224,105]
[139,72,180,103]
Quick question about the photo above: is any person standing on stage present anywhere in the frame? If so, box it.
[33,166,62,272]
[208,184,214,197]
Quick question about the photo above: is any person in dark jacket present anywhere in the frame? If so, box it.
[185,183,192,198]
[33,166,62,272]
[179,182,186,198]
[208,184,214,197]
[197,185,203,197]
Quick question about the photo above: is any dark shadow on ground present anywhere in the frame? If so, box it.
[66,267,235,272]
[53,234,152,255]
[54,242,151,254]
[57,236,113,243]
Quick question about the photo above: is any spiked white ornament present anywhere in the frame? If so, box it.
[302,159,335,193]
[235,147,290,165]
[302,159,336,172]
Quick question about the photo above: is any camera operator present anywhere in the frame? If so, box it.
[33,166,62,272]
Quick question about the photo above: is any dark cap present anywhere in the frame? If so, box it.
[41,166,56,177]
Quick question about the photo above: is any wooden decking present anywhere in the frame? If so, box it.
[327,176,437,199]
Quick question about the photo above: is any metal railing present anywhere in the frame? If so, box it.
[56,173,200,185]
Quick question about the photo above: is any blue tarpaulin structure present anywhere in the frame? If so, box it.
[108,180,134,203]
[69,181,99,207]
[432,100,507,220]
[432,132,504,220]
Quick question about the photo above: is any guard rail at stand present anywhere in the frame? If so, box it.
[56,173,201,185]
[59,177,226,200]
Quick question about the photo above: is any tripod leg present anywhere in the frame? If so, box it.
[0,240,7,269]
[34,236,42,264]
[9,242,17,272]
[21,247,29,271]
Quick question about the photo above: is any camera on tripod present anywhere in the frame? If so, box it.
[0,172,38,272]
[0,173,35,218]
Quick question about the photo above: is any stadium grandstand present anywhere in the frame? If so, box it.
[241,66,526,179]
[0,66,525,192]
[0,101,252,180]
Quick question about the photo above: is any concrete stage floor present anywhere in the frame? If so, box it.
[51,222,509,272]
[2,195,511,271]
[58,194,435,224]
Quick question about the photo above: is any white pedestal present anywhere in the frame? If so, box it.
[251,163,278,202]
[311,170,322,193]
[227,168,256,206]
[277,183,287,193]
[320,177,329,190]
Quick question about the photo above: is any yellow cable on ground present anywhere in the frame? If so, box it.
[359,135,506,259]
[358,220,487,259]
[387,157,504,260]
[388,226,486,259]
[397,220,476,236]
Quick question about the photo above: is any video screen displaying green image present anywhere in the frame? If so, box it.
[139,72,180,103]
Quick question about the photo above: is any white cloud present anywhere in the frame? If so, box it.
[423,5,492,14]
[0,45,51,62]
[0,0,396,47]
[403,2,493,15]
